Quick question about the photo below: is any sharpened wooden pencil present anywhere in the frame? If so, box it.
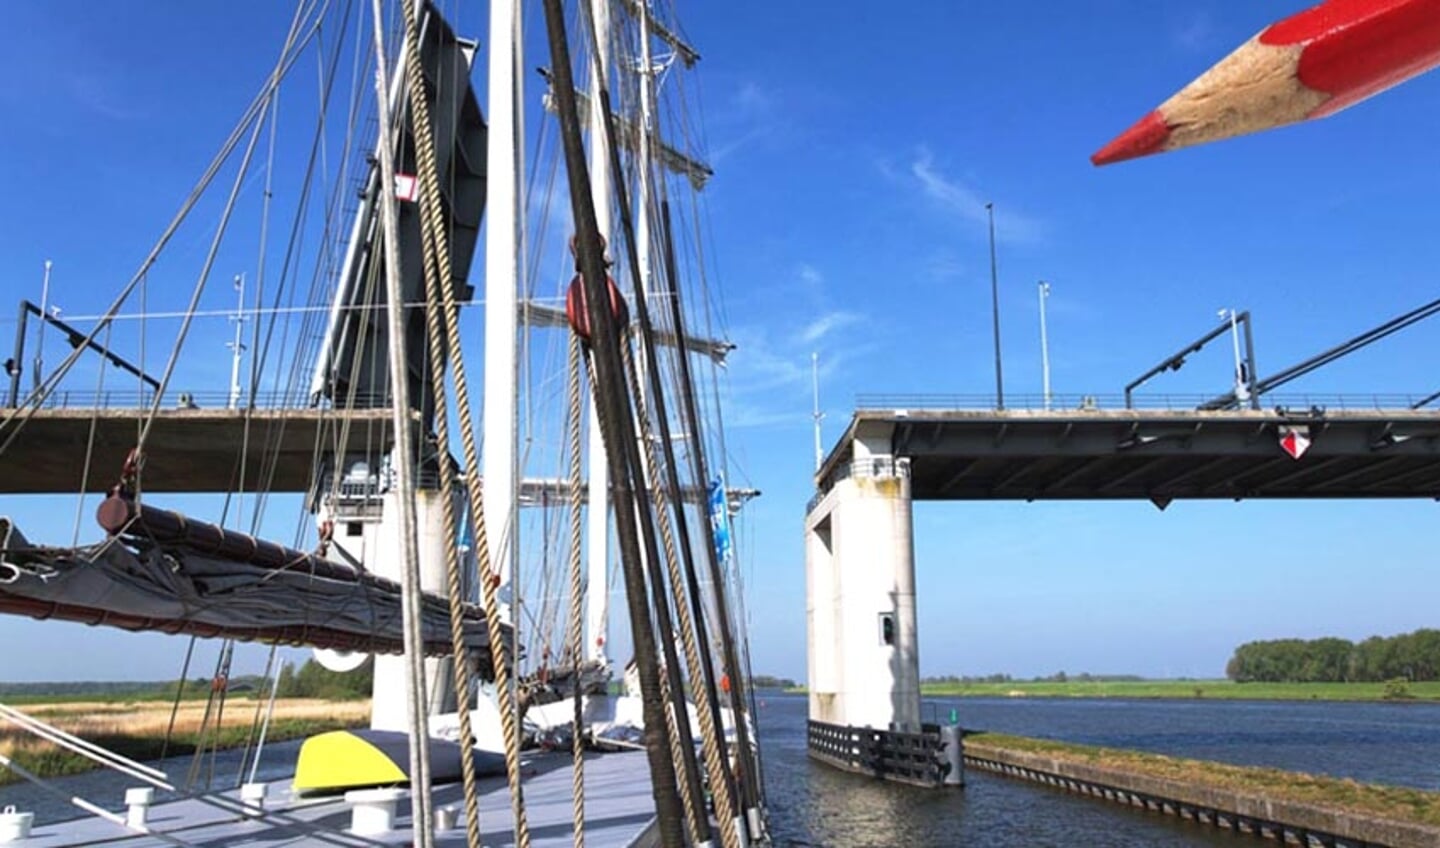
[1092,0,1440,165]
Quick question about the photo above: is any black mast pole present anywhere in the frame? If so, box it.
[658,199,764,819]
[538,2,687,844]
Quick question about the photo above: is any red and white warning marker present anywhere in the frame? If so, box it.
[1278,426,1311,460]
[394,173,419,202]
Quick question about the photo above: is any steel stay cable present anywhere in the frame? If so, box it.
[135,52,299,469]
[0,0,326,453]
[365,3,436,844]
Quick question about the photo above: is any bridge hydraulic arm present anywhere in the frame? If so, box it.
[1125,310,1257,409]
[6,299,162,408]
[308,8,487,431]
[1200,296,1440,410]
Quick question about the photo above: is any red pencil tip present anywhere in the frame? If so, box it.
[1091,110,1171,166]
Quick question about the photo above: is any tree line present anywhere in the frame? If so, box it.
[274,658,374,700]
[1226,630,1440,683]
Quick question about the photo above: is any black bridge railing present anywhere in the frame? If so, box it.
[807,718,951,788]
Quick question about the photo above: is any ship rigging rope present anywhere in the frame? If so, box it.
[398,0,530,843]
[613,3,767,815]
[0,0,328,459]
[561,334,588,846]
[621,338,741,848]
[69,322,112,545]
[571,9,718,840]
[396,4,484,846]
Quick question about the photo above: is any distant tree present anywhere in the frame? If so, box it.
[749,675,797,690]
[1228,630,1440,684]
[276,658,372,700]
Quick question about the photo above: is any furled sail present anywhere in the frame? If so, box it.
[0,512,502,676]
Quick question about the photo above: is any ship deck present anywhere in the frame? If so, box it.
[21,749,657,847]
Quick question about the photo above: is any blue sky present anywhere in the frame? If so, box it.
[1,1,1438,684]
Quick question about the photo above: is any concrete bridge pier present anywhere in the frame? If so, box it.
[805,423,920,735]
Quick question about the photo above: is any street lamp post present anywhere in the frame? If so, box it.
[986,202,1004,410]
[811,351,823,471]
[1038,281,1052,410]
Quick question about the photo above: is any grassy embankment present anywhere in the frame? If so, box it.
[786,680,1440,701]
[0,698,370,785]
[970,732,1440,829]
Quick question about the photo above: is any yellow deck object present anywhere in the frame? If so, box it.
[293,730,406,794]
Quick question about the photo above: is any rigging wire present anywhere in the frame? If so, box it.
[0,0,328,459]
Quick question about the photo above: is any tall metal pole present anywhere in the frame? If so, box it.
[227,274,246,409]
[986,203,1004,410]
[33,260,52,392]
[811,351,823,470]
[1037,281,1051,410]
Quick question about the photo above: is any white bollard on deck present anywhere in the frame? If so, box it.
[345,787,408,835]
[125,787,155,829]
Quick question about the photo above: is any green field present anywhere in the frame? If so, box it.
[787,679,1440,701]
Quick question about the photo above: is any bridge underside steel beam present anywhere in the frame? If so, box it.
[818,409,1440,503]
[0,407,396,493]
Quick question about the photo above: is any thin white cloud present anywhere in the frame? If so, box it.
[799,311,859,344]
[907,147,1045,244]
[709,80,782,164]
[68,73,146,121]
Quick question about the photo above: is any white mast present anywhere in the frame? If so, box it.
[636,1,657,302]
[227,274,247,409]
[483,0,520,593]
[585,0,614,665]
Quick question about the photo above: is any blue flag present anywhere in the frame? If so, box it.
[708,478,732,565]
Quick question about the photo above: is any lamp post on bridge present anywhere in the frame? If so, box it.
[986,202,1004,410]
[1038,281,1051,410]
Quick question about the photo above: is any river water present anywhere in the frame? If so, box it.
[6,695,1439,844]
[754,693,1440,846]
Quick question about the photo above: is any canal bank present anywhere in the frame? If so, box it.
[965,733,1440,847]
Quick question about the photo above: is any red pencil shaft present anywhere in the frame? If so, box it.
[1261,0,1440,116]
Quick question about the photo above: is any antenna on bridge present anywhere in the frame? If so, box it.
[33,260,53,392]
[812,351,824,471]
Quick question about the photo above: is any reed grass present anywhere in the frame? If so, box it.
[969,732,1440,828]
[0,698,370,784]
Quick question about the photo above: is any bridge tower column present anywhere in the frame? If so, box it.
[806,424,920,736]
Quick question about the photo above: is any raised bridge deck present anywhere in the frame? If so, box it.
[818,400,1440,503]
